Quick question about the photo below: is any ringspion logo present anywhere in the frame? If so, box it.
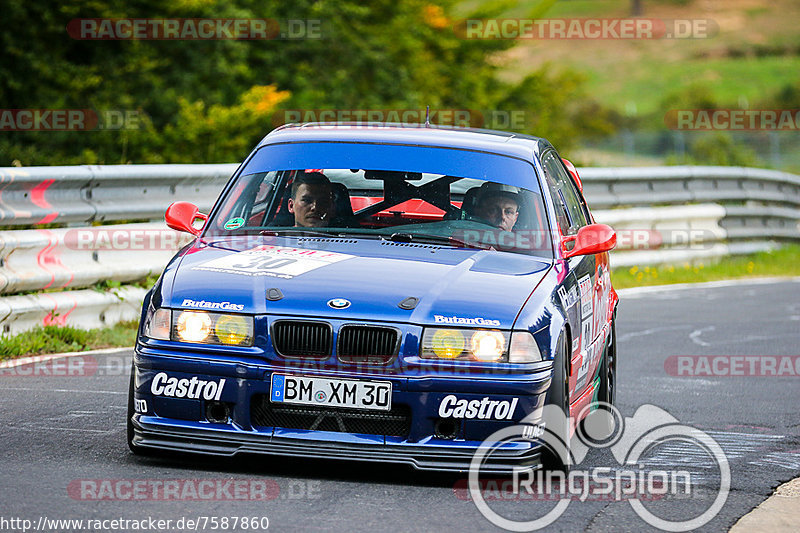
[468,403,730,531]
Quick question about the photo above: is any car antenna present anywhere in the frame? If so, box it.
[425,105,430,127]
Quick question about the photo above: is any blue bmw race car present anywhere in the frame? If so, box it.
[128,123,618,472]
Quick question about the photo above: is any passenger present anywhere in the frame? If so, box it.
[288,172,335,227]
[473,182,520,231]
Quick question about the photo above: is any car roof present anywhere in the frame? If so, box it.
[259,123,553,163]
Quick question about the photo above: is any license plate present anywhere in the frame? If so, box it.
[270,374,392,411]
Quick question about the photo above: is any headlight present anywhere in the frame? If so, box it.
[143,306,171,340]
[143,307,254,346]
[429,329,466,359]
[176,311,213,342]
[214,314,252,345]
[508,331,542,363]
[421,328,542,363]
[421,328,510,362]
[470,330,506,362]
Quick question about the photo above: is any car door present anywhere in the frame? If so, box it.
[542,150,607,400]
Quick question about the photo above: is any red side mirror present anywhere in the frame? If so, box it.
[562,224,616,258]
[562,158,583,193]
[165,201,207,236]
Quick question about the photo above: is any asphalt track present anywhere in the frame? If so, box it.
[1,278,798,532]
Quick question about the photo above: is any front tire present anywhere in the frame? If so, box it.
[127,364,158,456]
[599,315,616,407]
[542,333,571,472]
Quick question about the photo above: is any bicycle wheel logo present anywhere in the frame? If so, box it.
[468,402,730,531]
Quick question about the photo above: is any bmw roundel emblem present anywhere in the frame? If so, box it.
[327,298,351,309]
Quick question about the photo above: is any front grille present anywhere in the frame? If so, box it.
[251,395,411,437]
[272,321,332,359]
[337,325,399,364]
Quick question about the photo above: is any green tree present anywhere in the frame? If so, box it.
[0,0,608,165]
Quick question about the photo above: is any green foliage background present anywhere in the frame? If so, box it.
[0,0,612,166]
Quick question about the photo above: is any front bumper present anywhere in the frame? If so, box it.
[131,345,553,473]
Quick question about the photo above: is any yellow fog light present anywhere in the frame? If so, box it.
[215,314,252,346]
[431,329,466,359]
[176,311,212,343]
[470,331,506,362]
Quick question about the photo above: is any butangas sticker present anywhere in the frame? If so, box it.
[193,245,354,279]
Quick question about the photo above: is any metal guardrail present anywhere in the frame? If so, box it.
[579,166,800,208]
[0,223,191,294]
[0,286,147,335]
[0,164,238,226]
[0,164,798,335]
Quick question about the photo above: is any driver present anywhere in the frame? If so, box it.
[288,171,335,227]
[473,182,520,231]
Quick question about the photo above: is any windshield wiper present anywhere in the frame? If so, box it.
[260,229,336,238]
[260,228,387,241]
[258,229,489,250]
[387,232,490,250]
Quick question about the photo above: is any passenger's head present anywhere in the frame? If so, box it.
[474,182,520,231]
[288,172,334,227]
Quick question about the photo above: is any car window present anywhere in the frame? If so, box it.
[542,151,588,235]
[205,168,553,259]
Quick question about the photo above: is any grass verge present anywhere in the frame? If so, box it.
[611,244,800,289]
[0,320,139,362]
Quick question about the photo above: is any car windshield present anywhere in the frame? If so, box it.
[205,144,553,258]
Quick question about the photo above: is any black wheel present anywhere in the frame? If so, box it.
[579,316,617,443]
[542,333,571,472]
[126,364,143,454]
[599,316,617,407]
[127,364,159,456]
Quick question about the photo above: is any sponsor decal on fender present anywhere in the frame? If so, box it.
[438,395,518,420]
[181,298,245,311]
[150,372,226,400]
[557,285,578,309]
[578,275,593,318]
[434,315,501,327]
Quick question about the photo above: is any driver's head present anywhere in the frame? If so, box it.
[475,183,520,231]
[288,172,334,227]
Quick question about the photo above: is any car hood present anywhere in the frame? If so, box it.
[163,236,551,328]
